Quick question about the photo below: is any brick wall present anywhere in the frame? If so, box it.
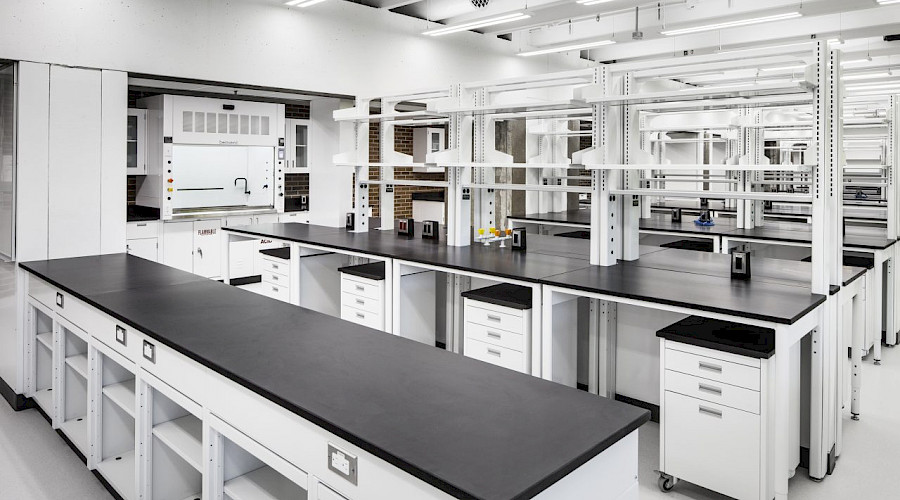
[285,173,309,197]
[127,176,137,205]
[367,123,448,219]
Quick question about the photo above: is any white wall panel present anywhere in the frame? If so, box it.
[48,66,102,259]
[308,98,350,227]
[0,0,586,98]
[100,70,127,254]
[15,62,50,262]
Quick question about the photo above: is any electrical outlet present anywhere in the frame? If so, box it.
[328,443,358,485]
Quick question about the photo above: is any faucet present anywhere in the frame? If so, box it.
[234,177,250,195]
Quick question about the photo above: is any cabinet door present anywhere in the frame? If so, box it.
[193,219,222,279]
[126,109,147,174]
[48,66,102,259]
[162,222,193,273]
[126,238,158,262]
[285,119,309,171]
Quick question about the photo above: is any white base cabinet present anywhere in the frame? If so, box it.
[462,298,531,374]
[126,221,160,262]
[659,339,773,500]
[162,219,222,279]
[339,273,385,331]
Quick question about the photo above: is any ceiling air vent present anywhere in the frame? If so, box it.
[472,0,491,8]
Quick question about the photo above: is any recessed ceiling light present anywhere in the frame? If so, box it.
[285,0,329,7]
[576,0,616,5]
[518,39,616,57]
[423,13,531,37]
[760,64,807,72]
[661,12,802,36]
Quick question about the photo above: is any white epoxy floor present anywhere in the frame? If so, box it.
[1,346,898,499]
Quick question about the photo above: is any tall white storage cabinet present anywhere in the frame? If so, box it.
[48,66,102,259]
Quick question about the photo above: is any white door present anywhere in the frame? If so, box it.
[162,221,193,273]
[126,239,158,262]
[48,66,102,259]
[285,119,309,172]
[193,219,222,278]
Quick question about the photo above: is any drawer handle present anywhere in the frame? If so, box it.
[271,275,279,281]
[486,315,502,322]
[56,292,64,308]
[142,340,156,364]
[272,286,279,292]
[272,264,279,270]
[698,383,722,396]
[356,312,365,319]
[487,348,502,357]
[356,285,365,291]
[698,362,723,374]
[698,406,723,418]
[137,223,147,227]
[356,299,365,305]
[486,331,502,339]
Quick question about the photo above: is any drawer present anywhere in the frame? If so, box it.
[262,270,289,287]
[665,347,760,391]
[261,257,290,277]
[28,276,58,311]
[665,369,759,414]
[340,304,383,330]
[664,391,760,500]
[464,301,524,334]
[126,221,159,240]
[464,321,524,353]
[341,292,381,315]
[318,484,350,500]
[464,338,526,373]
[340,276,383,301]
[92,314,141,362]
[263,282,291,302]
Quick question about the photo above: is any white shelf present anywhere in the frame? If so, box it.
[32,388,53,413]
[153,415,202,471]
[36,332,53,350]
[585,163,813,172]
[365,179,449,188]
[432,99,588,115]
[611,188,812,203]
[65,354,88,379]
[103,380,136,418]
[333,162,429,168]
[333,109,446,122]
[97,450,136,500]
[464,183,592,194]
[224,466,308,500]
[60,417,89,454]
[585,81,815,106]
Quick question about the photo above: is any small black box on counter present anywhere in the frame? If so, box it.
[422,220,439,240]
[345,212,355,230]
[398,218,415,238]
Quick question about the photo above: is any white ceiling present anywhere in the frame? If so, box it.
[333,0,900,62]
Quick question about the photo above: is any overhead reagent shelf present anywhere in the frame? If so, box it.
[579,81,817,106]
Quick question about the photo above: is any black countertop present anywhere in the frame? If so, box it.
[21,254,649,500]
[226,223,831,325]
[540,262,826,325]
[657,316,776,359]
[512,210,896,251]
[461,283,533,310]
[338,262,386,281]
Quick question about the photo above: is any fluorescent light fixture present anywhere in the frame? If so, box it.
[423,13,531,36]
[845,82,900,91]
[661,12,802,36]
[285,0,328,6]
[876,0,900,5]
[760,64,807,72]
[844,72,893,81]
[842,57,873,65]
[577,0,616,5]
[518,39,616,57]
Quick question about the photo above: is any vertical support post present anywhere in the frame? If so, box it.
[136,376,153,500]
[446,84,472,247]
[622,72,641,260]
[202,412,225,500]
[380,99,397,229]
[87,346,101,469]
[590,66,619,266]
[473,88,494,232]
[350,98,371,233]
[588,299,617,398]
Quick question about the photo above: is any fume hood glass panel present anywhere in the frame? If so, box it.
[170,145,274,211]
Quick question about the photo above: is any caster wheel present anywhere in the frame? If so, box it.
[851,414,860,421]
[658,474,678,492]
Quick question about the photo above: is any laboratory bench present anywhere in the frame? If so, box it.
[19,253,650,500]
[221,221,862,498]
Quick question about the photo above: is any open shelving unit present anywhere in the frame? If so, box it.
[94,347,137,500]
[58,323,89,454]
[140,379,203,500]
[28,303,55,414]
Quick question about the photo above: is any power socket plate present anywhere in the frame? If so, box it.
[328,443,358,485]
